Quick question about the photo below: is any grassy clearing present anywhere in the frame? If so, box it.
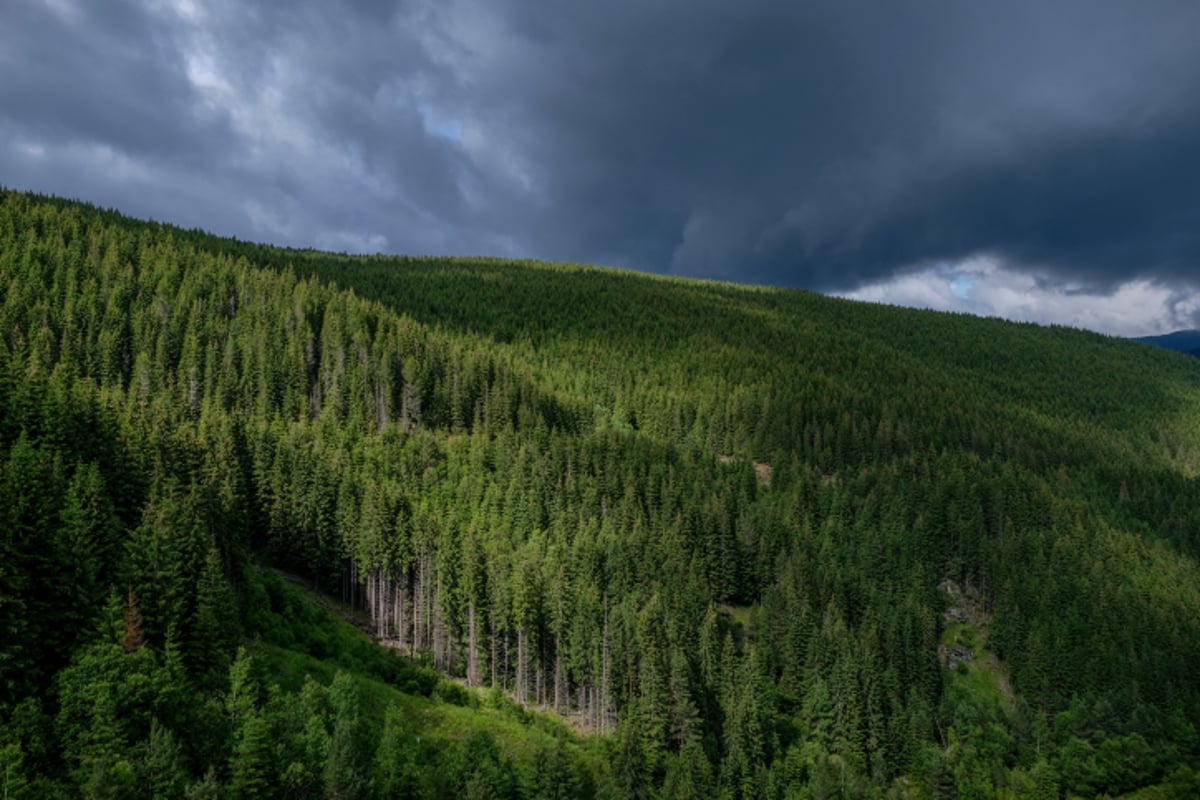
[941,625,1015,723]
[245,566,610,775]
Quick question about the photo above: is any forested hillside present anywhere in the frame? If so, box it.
[2,188,1199,798]
[1137,330,1200,355]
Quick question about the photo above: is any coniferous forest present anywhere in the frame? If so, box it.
[2,188,1200,798]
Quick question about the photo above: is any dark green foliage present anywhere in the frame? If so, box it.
[191,547,239,682]
[1,187,1199,797]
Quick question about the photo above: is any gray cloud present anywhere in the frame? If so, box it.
[3,0,1200,332]
[839,258,1200,337]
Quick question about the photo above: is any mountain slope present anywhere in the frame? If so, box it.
[1138,329,1200,354]
[2,188,1199,798]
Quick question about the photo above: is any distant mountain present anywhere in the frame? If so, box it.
[1137,329,1200,354]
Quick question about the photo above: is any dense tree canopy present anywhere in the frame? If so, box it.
[1,188,1199,797]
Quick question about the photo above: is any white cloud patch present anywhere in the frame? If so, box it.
[838,256,1200,337]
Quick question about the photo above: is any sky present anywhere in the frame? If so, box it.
[4,0,1200,336]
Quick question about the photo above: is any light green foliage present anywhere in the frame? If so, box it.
[229,711,272,800]
[324,672,371,799]
[141,718,187,800]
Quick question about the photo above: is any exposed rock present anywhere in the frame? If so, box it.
[940,644,974,671]
[939,576,988,627]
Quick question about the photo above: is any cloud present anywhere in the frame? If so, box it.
[418,0,1200,291]
[839,257,1200,337]
[2,0,1199,333]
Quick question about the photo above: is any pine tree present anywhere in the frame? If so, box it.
[325,672,371,800]
[191,547,238,680]
[226,647,259,732]
[668,650,703,750]
[140,718,187,800]
[0,742,29,800]
[229,711,272,800]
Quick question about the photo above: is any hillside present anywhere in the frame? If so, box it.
[1137,330,1200,354]
[2,188,1200,798]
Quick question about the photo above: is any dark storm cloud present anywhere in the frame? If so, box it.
[3,0,1200,327]
[448,0,1200,291]
[0,0,230,158]
[0,0,471,253]
[793,107,1200,292]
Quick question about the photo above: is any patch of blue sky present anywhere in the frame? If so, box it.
[950,272,977,300]
[429,119,463,142]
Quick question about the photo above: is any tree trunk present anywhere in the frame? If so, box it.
[601,609,611,734]
[554,636,564,712]
[517,628,527,705]
[535,642,543,707]
[433,574,447,671]
[468,603,478,686]
[490,613,498,688]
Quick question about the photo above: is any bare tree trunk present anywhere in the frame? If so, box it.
[517,628,526,705]
[382,573,392,639]
[366,571,376,637]
[435,574,448,671]
[503,629,511,692]
[397,572,409,655]
[587,683,596,731]
[601,609,611,734]
[366,570,373,631]
[423,553,434,654]
[490,613,498,687]
[392,576,401,646]
[404,571,413,655]
[376,572,385,640]
[554,635,563,713]
[535,642,543,707]
[467,603,478,686]
[413,561,421,652]
[414,555,425,652]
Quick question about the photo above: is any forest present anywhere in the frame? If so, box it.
[2,187,1199,798]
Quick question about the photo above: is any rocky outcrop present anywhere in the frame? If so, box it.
[941,644,974,671]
